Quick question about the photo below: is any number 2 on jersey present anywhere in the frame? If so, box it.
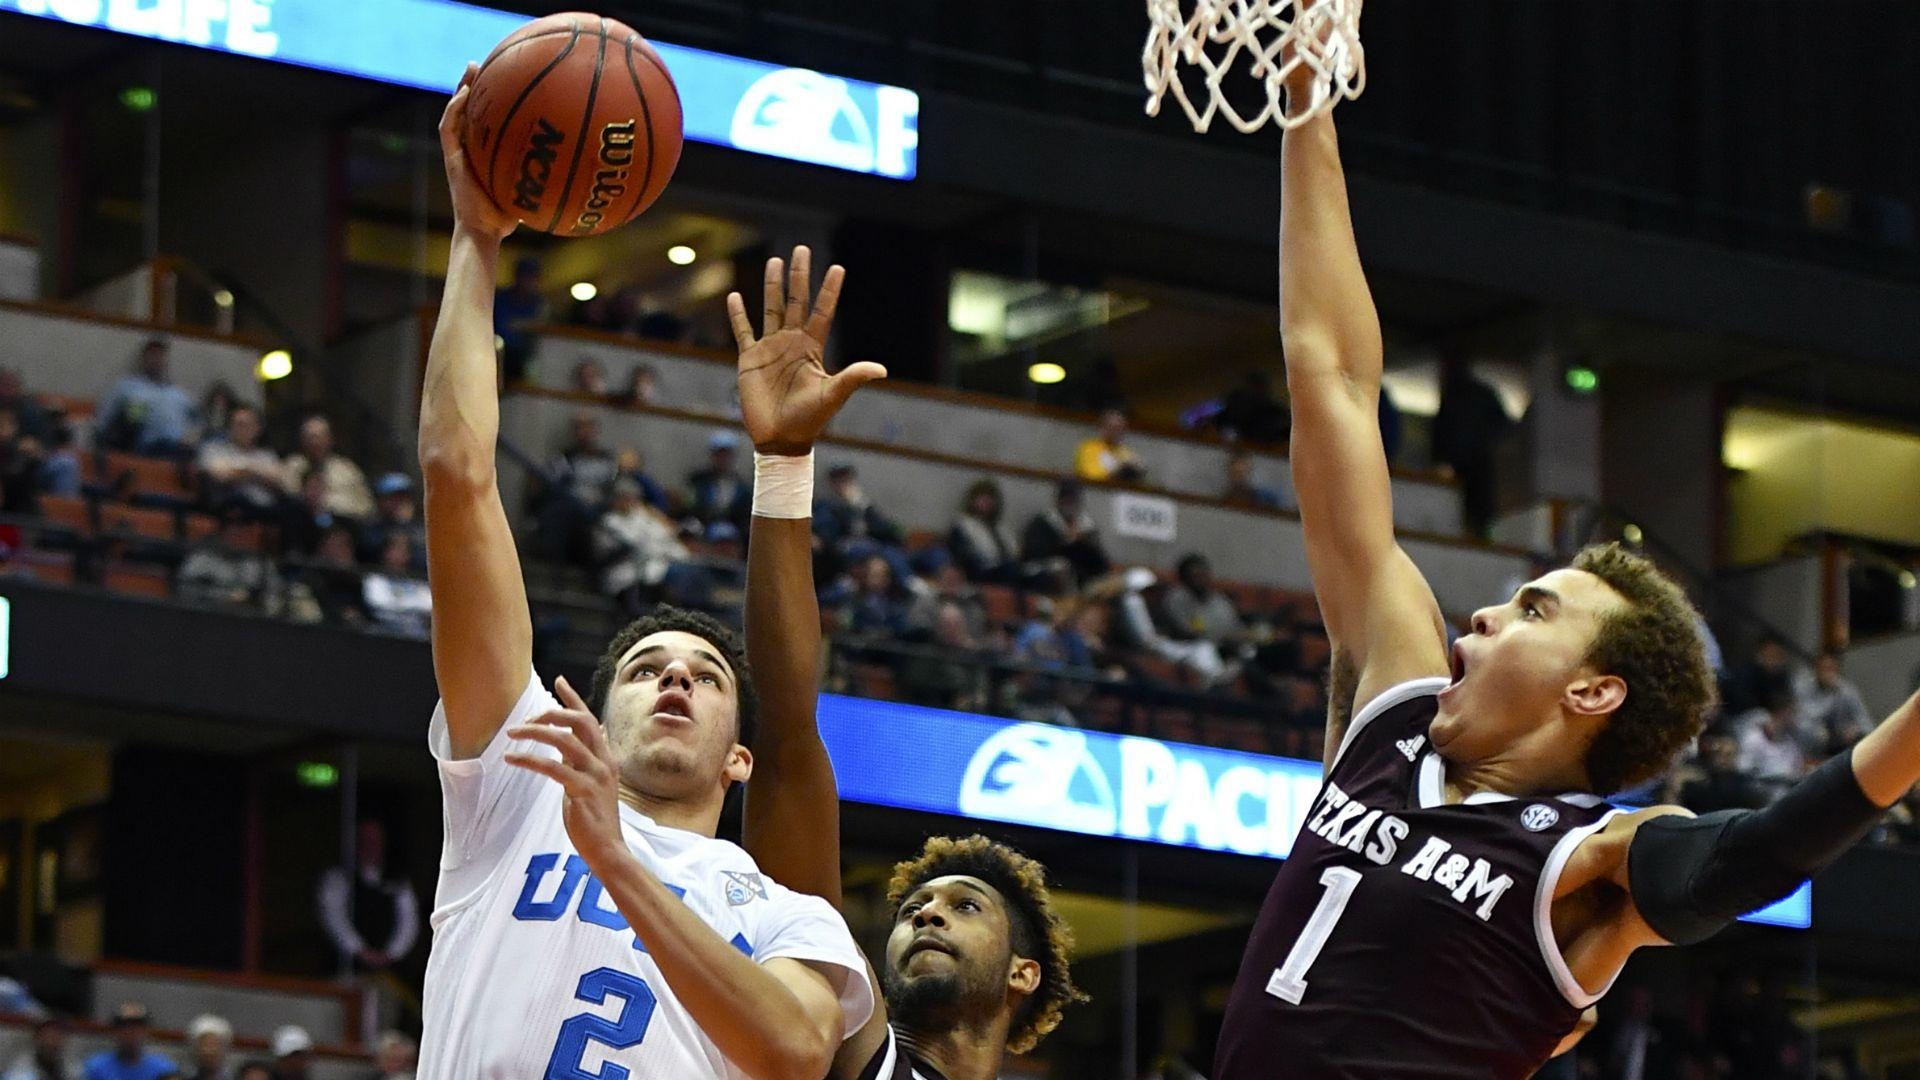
[546,968,657,1080]
[1266,866,1362,1005]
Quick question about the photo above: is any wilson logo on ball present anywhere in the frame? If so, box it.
[512,118,566,214]
[575,120,637,233]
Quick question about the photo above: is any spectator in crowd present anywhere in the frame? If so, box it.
[180,1015,234,1080]
[906,559,989,644]
[840,553,917,639]
[1115,568,1234,688]
[570,358,609,397]
[317,821,419,1045]
[83,1003,174,1080]
[358,474,426,571]
[534,411,619,564]
[287,524,367,628]
[1726,636,1797,715]
[281,416,373,520]
[196,406,281,519]
[4,1016,77,1080]
[197,382,242,443]
[0,367,53,443]
[177,513,280,614]
[368,1032,416,1080]
[0,408,43,515]
[611,447,671,513]
[1013,596,1095,673]
[35,422,80,499]
[97,339,196,458]
[1670,726,1766,813]
[898,601,987,712]
[1795,651,1875,756]
[1736,691,1809,800]
[362,532,431,638]
[684,430,750,534]
[947,478,1022,585]
[1023,479,1111,590]
[1217,370,1290,446]
[278,471,341,558]
[493,256,548,384]
[593,478,689,615]
[1430,354,1515,539]
[269,1028,312,1080]
[1163,553,1250,651]
[620,364,659,408]
[813,463,904,579]
[1221,450,1282,510]
[1075,408,1147,484]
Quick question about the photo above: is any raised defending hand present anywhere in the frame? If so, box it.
[505,676,628,867]
[438,62,520,241]
[727,246,887,457]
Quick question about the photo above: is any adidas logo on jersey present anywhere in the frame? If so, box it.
[1396,736,1426,762]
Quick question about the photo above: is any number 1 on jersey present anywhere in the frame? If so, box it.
[1266,866,1362,1005]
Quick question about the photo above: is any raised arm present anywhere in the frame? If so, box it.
[1278,101,1448,764]
[420,65,532,760]
[730,247,885,905]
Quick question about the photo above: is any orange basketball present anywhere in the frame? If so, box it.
[462,12,683,237]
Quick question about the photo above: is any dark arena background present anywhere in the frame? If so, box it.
[0,2,1917,1077]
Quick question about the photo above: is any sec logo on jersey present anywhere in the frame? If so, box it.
[1520,805,1560,832]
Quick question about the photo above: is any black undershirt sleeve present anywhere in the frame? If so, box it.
[1627,751,1886,946]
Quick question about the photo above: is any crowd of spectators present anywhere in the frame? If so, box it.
[0,1002,415,1080]
[0,347,431,640]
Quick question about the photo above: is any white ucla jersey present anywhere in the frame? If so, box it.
[419,672,875,1079]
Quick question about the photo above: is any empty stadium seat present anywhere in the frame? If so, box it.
[97,503,178,542]
[102,450,191,501]
[37,494,92,535]
[102,563,171,598]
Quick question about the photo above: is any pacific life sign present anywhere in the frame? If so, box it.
[816,693,1814,930]
[1,0,919,180]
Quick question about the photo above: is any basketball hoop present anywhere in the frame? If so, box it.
[1143,0,1366,134]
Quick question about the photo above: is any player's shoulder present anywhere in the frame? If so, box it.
[1557,804,1693,897]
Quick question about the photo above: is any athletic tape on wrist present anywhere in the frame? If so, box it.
[753,451,815,519]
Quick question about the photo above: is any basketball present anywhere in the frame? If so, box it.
[462,12,683,237]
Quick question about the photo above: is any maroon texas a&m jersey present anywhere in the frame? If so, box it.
[1215,678,1624,1079]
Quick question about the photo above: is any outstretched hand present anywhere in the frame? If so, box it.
[505,676,627,867]
[727,246,887,456]
[439,62,520,242]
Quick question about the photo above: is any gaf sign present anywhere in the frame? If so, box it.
[2,0,919,180]
[816,693,1813,929]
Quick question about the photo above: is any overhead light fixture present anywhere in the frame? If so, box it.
[1621,523,1644,544]
[1564,366,1599,394]
[118,86,156,113]
[1900,570,1917,590]
[667,245,696,266]
[256,349,293,381]
[212,288,234,308]
[570,282,598,302]
[1027,362,1066,385]
[295,762,339,788]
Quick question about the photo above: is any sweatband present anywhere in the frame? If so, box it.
[752,451,815,519]
[1628,751,1882,945]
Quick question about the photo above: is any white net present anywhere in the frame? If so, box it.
[1143,0,1367,134]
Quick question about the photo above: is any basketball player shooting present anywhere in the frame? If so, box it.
[412,67,873,1079]
[1211,60,1920,1079]
[721,246,1083,1080]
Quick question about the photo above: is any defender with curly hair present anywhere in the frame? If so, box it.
[731,258,1080,1079]
[1215,61,1920,1080]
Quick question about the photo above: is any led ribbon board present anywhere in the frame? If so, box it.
[817,693,1814,930]
[2,0,919,180]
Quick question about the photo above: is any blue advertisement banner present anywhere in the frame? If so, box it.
[1,0,918,180]
[817,694,1814,930]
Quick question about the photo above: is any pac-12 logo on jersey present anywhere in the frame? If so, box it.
[1521,804,1560,832]
[723,871,769,907]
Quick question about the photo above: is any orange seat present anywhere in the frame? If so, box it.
[978,584,1019,627]
[103,451,190,500]
[38,495,91,535]
[18,548,76,585]
[904,529,939,552]
[97,503,177,542]
[183,513,219,542]
[102,563,170,598]
[36,394,96,418]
